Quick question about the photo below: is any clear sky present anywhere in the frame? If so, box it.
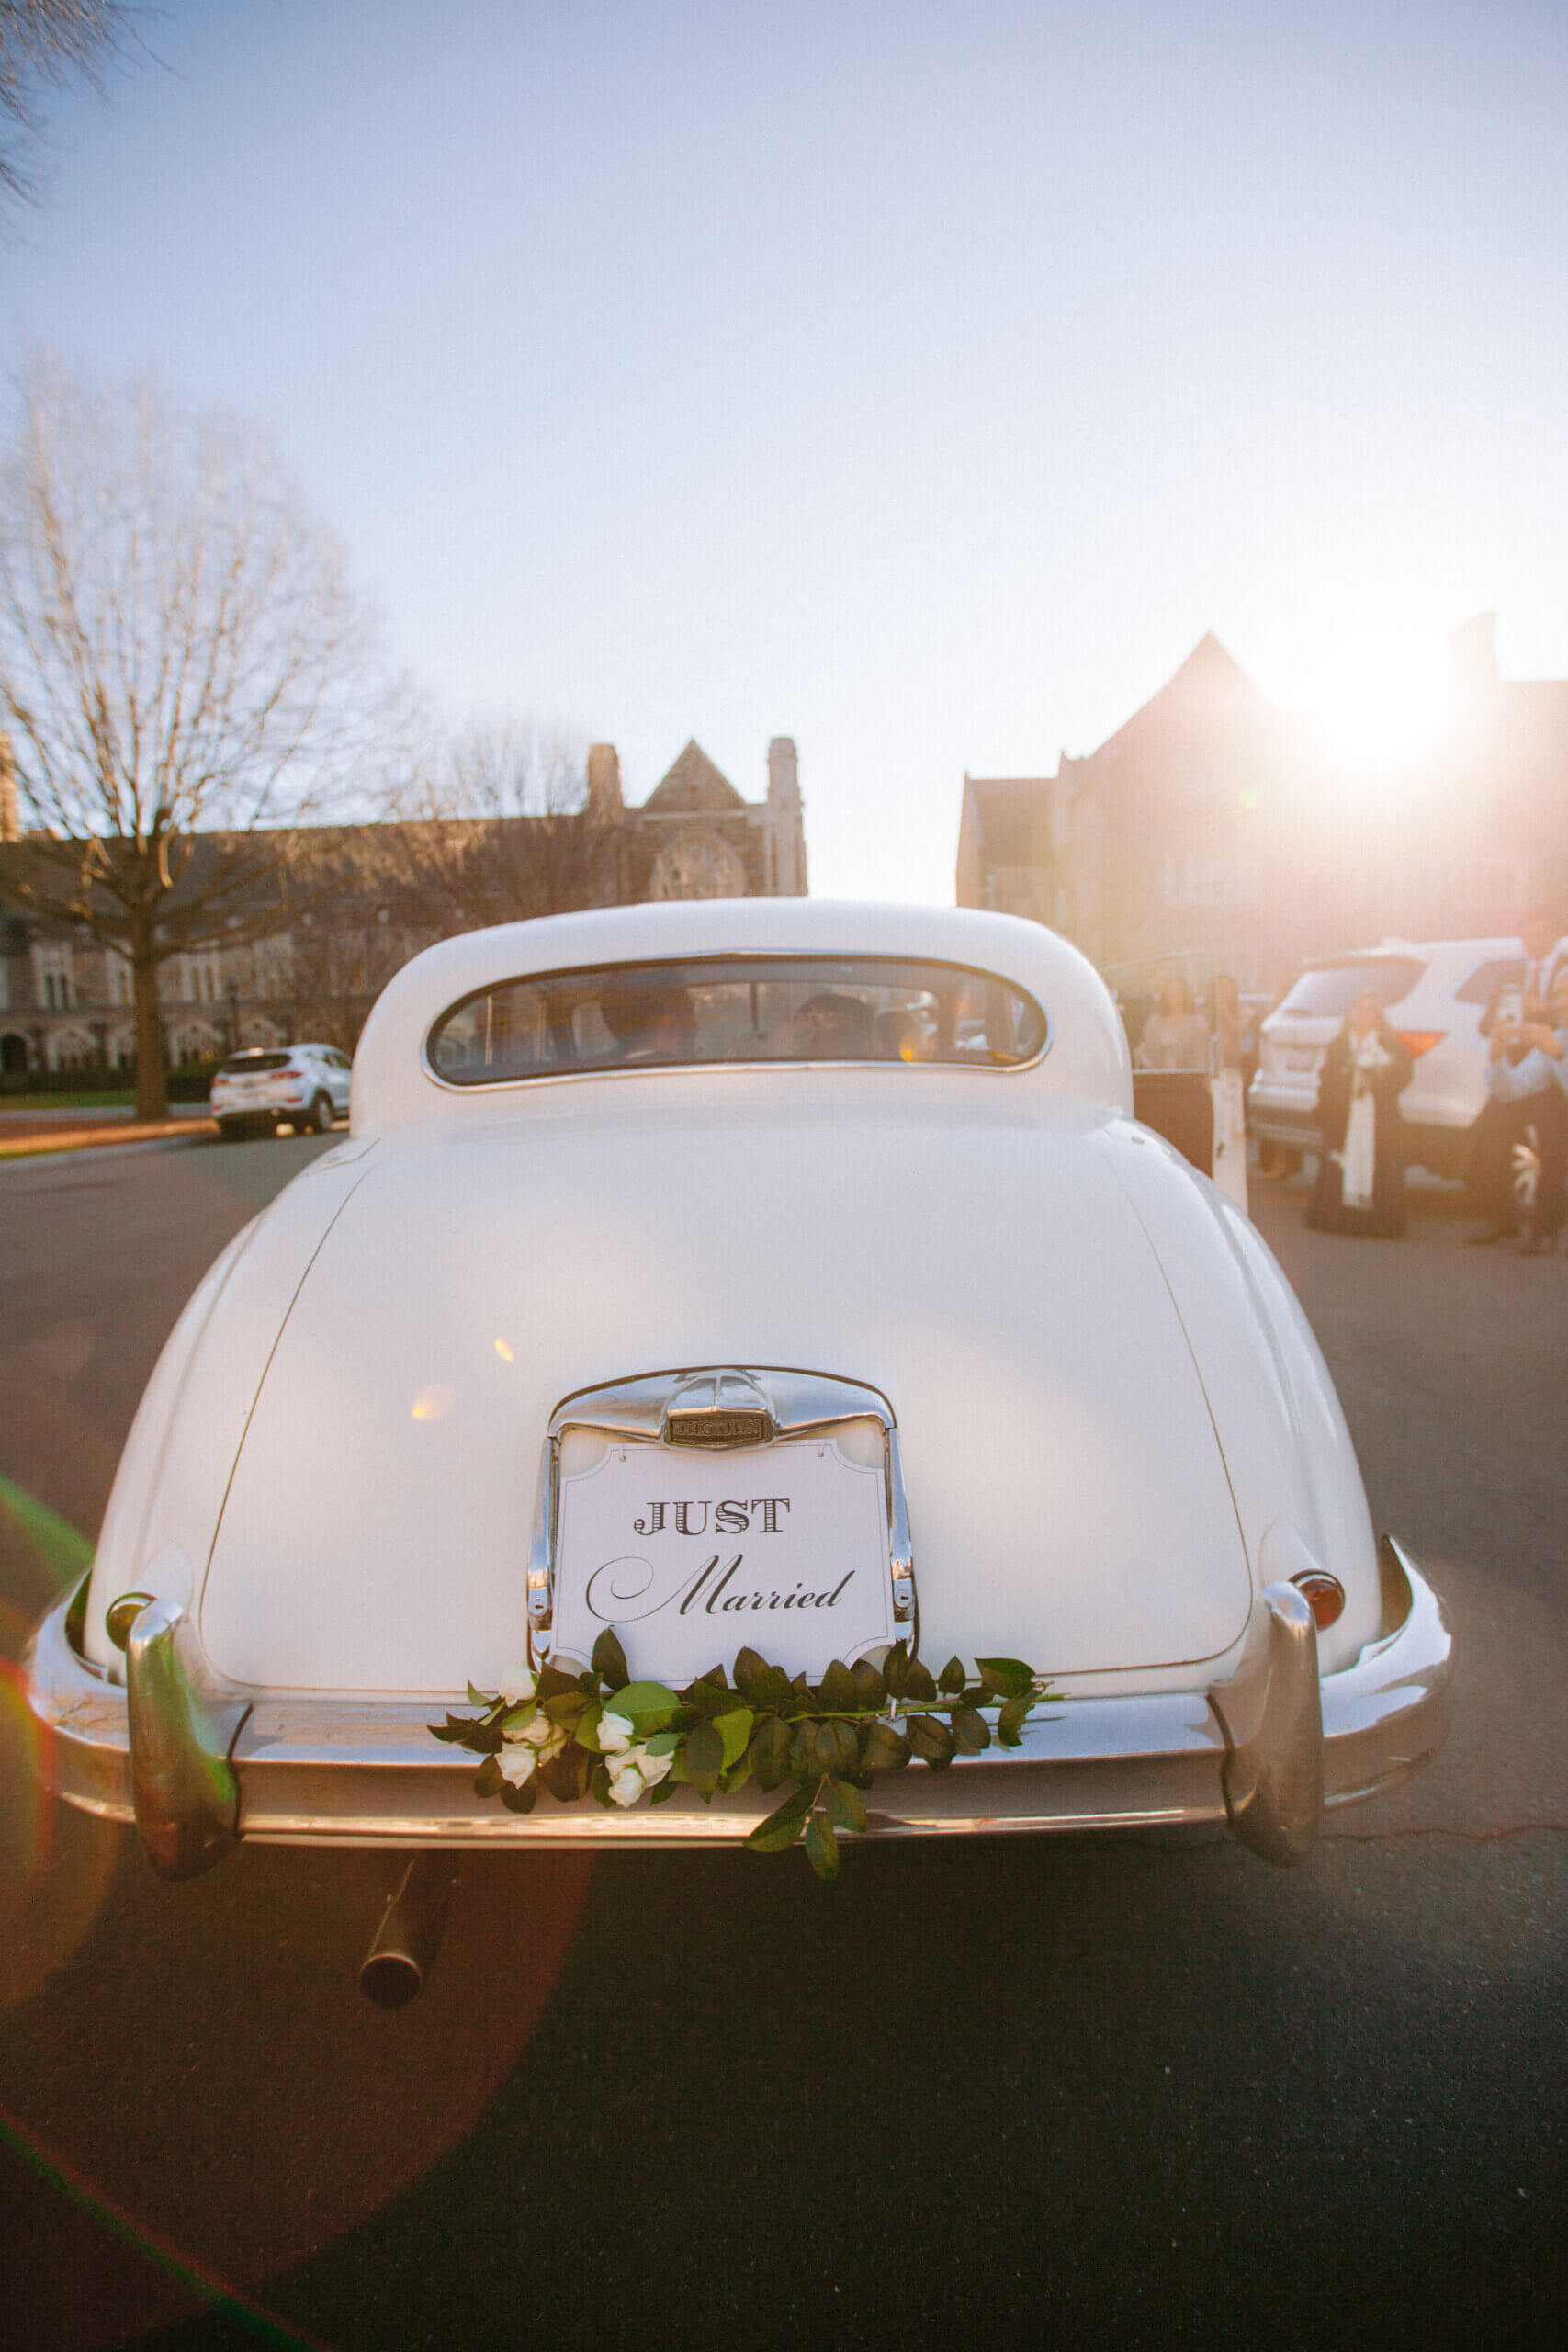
[5,0,1565,899]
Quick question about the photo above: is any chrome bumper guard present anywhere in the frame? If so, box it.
[23,1539,1451,1874]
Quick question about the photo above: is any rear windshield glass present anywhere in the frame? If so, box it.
[427,956,1048,1085]
[218,1051,292,1074]
[1275,957,1426,1020]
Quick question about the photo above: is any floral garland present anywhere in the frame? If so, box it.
[431,1634,1050,1880]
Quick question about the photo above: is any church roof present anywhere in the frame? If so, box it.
[1089,632,1279,764]
[642,740,746,813]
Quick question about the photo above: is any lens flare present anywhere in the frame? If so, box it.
[494,1337,515,1363]
[411,1384,456,1422]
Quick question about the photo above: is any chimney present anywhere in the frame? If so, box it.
[765,737,806,896]
[767,736,799,806]
[586,743,623,820]
[0,732,20,842]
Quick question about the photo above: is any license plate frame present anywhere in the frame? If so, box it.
[529,1367,916,1683]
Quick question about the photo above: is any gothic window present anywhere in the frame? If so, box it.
[32,942,75,1009]
[649,830,746,901]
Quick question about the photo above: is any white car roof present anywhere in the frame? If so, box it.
[351,898,1133,1134]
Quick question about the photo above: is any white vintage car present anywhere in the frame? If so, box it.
[26,901,1451,1988]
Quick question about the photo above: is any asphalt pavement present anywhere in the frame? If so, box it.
[1,1137,1563,2352]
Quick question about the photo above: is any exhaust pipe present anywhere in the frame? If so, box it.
[359,1854,457,2006]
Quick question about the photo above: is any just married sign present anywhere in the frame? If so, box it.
[550,1437,896,1681]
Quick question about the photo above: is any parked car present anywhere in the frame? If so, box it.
[1248,937,1529,1181]
[209,1042,353,1138]
[27,902,1450,1995]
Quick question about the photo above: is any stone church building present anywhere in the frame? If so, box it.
[958,620,1568,991]
[0,735,807,1077]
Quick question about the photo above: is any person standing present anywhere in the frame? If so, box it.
[1472,966,1568,1253]
[1134,975,1211,1071]
[1466,907,1568,1241]
[1307,992,1414,1238]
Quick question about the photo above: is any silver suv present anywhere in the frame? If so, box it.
[1247,938,1529,1181]
[209,1043,353,1140]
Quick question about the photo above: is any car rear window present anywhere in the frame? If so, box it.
[218,1052,292,1074]
[1275,957,1426,1020]
[427,956,1048,1085]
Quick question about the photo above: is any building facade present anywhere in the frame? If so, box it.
[0,735,808,1077]
[957,621,1568,991]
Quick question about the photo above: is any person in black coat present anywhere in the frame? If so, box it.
[1307,992,1414,1238]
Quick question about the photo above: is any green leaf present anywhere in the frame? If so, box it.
[824,1777,867,1834]
[850,1657,886,1708]
[605,1680,681,1733]
[952,1703,990,1754]
[748,1715,795,1792]
[590,1628,629,1689]
[976,1657,1033,1701]
[684,1678,739,1719]
[574,1701,604,1752]
[997,1691,1036,1746]
[536,1661,582,1702]
[745,1780,816,1852]
[732,1645,768,1694]
[817,1659,856,1712]
[684,1718,725,1799]
[907,1713,956,1770]
[544,1690,586,1726]
[860,1718,912,1772]
[499,1701,536,1737]
[819,1718,861,1777]
[715,1706,755,1770]
[467,1680,496,1708]
[643,1729,681,1758]
[746,1665,793,1713]
[499,1775,538,1814]
[539,1745,590,1803]
[937,1656,967,1696]
[904,1658,938,1702]
[805,1811,840,1882]
[694,1663,729,1691]
[428,1718,465,1744]
[460,1721,504,1755]
[648,1775,683,1805]
[473,1752,503,1797]
[885,1642,910,1698]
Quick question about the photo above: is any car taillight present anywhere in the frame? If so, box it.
[1291,1569,1345,1629]
[1395,1030,1444,1058]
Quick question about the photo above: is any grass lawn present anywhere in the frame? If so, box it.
[0,1090,135,1112]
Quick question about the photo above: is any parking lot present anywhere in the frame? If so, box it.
[2,1135,1564,2350]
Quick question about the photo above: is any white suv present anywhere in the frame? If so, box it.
[1247,938,1529,1180]
[209,1043,353,1140]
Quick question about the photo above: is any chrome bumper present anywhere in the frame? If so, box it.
[23,1540,1452,1873]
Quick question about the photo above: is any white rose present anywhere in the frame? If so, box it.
[597,1709,635,1754]
[607,1759,646,1807]
[498,1661,536,1706]
[520,1712,559,1749]
[635,1743,675,1789]
[498,1745,537,1787]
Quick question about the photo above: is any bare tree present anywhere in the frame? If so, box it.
[0,2,143,221]
[0,352,408,1116]
[373,719,624,936]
